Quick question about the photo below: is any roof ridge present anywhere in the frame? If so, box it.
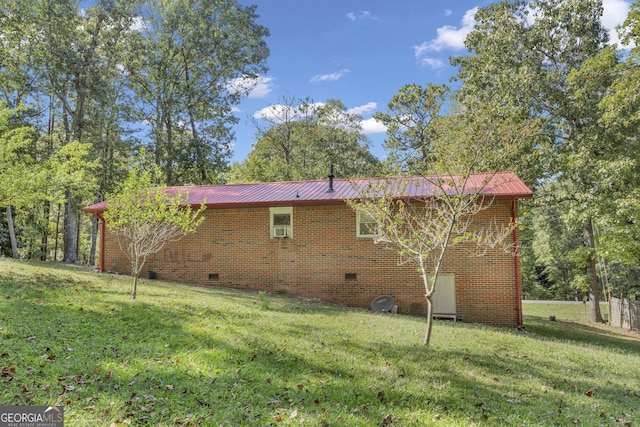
[82,171,532,214]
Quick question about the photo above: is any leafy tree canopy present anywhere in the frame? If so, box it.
[228,98,381,182]
[103,164,205,299]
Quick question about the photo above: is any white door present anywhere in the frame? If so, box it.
[431,274,456,316]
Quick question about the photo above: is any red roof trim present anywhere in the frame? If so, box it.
[82,172,533,214]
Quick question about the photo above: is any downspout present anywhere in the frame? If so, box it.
[95,212,106,273]
[512,197,523,327]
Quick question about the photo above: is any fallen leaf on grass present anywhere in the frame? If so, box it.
[382,413,394,425]
[41,354,55,361]
[290,409,298,419]
[1,364,16,375]
[584,390,593,397]
[140,403,155,411]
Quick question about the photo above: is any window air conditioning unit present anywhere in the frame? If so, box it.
[273,226,288,238]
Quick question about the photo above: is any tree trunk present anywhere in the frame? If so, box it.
[53,204,61,261]
[423,296,433,346]
[132,274,138,300]
[6,206,19,259]
[584,219,604,323]
[41,201,50,261]
[63,191,79,263]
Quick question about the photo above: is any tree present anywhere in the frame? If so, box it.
[103,168,205,299]
[451,0,630,322]
[229,97,380,182]
[373,83,448,174]
[347,174,516,346]
[125,0,269,185]
[0,102,96,259]
[1,0,137,263]
[1,0,269,261]
[347,84,520,346]
[520,190,586,300]
[597,0,640,300]
[0,104,41,258]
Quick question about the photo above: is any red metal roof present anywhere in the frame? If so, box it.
[82,171,533,213]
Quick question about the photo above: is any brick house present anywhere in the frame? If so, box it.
[83,172,532,327]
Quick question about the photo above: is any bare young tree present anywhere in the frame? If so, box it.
[103,169,205,299]
[360,79,534,345]
[347,173,517,346]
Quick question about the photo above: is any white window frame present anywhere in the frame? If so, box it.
[356,211,377,238]
[270,207,293,239]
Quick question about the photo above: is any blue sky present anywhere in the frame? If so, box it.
[230,0,631,164]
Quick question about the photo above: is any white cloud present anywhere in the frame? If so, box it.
[227,75,274,98]
[347,11,379,22]
[252,105,287,121]
[253,102,324,121]
[310,69,350,83]
[360,117,387,134]
[414,7,478,57]
[248,76,275,98]
[418,57,446,69]
[444,9,453,17]
[602,0,631,47]
[253,101,386,135]
[348,102,377,116]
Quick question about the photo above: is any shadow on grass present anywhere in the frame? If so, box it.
[523,315,640,353]
[2,260,639,425]
[0,265,544,425]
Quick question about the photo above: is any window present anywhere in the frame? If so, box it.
[357,211,377,237]
[270,207,293,238]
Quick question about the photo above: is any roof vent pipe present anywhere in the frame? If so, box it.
[327,164,335,193]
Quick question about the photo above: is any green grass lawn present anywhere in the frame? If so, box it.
[1,258,638,426]
[522,300,610,323]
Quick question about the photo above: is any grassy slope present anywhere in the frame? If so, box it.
[0,259,638,426]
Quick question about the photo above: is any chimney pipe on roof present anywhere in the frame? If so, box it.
[327,164,335,193]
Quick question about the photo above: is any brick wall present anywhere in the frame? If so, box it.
[101,199,520,326]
